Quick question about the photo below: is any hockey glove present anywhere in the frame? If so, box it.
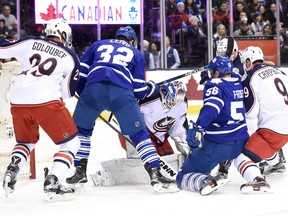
[186,120,204,148]
[199,69,211,85]
[145,80,159,98]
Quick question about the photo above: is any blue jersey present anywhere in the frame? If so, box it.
[196,77,249,143]
[232,52,245,77]
[78,39,147,100]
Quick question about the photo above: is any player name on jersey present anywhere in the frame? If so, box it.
[32,42,67,59]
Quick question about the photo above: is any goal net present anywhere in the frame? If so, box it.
[0,61,58,180]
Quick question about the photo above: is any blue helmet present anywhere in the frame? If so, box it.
[208,55,232,77]
[115,26,138,48]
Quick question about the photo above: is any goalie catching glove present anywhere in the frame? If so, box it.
[186,120,204,148]
[145,80,159,98]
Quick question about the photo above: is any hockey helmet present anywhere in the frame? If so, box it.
[208,55,232,77]
[241,46,264,71]
[115,26,138,48]
[45,18,72,48]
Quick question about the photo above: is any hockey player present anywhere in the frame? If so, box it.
[66,26,178,193]
[203,37,286,179]
[176,55,249,196]
[1,18,80,200]
[234,46,288,193]
[119,80,190,158]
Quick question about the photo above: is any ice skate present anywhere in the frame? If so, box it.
[199,175,230,196]
[3,156,20,198]
[216,160,232,180]
[240,176,271,194]
[66,159,88,185]
[144,163,179,193]
[261,162,286,175]
[44,174,75,201]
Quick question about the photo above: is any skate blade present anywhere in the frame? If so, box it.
[3,176,13,198]
[200,179,230,196]
[44,192,75,201]
[241,185,272,194]
[66,182,86,192]
[153,183,179,194]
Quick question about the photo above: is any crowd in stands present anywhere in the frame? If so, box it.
[0,1,287,68]
[0,3,26,40]
[143,0,288,68]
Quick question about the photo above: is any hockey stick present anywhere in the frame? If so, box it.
[98,112,178,180]
[106,66,207,121]
[156,66,208,86]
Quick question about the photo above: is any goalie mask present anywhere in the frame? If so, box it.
[216,37,238,61]
[45,18,72,48]
[160,81,185,112]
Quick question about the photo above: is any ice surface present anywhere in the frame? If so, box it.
[1,119,288,216]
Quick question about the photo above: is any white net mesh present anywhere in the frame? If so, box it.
[0,61,58,180]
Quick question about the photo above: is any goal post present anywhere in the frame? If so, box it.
[0,61,57,180]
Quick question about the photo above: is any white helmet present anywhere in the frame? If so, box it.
[216,37,238,61]
[241,46,264,71]
[45,18,72,48]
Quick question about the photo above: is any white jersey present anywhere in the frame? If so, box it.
[242,64,288,134]
[0,36,80,105]
[140,96,188,142]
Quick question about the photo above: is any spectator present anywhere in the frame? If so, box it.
[247,0,261,22]
[265,2,276,26]
[258,5,269,23]
[148,42,159,69]
[233,1,249,23]
[233,18,254,36]
[250,11,266,34]
[148,42,158,69]
[143,40,155,70]
[170,2,190,34]
[0,18,8,39]
[272,22,288,64]
[212,0,230,32]
[234,11,249,31]
[188,15,206,38]
[7,20,27,40]
[0,3,16,30]
[254,23,271,36]
[167,0,177,16]
[184,0,199,18]
[213,23,227,55]
[157,36,181,69]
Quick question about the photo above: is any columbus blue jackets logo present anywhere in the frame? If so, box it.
[153,117,176,132]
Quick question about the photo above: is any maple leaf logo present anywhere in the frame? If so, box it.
[40,3,63,21]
